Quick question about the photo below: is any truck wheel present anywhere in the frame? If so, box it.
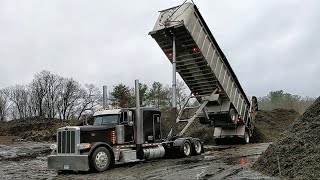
[191,139,202,155]
[90,147,111,172]
[243,131,250,144]
[229,108,238,124]
[180,140,192,157]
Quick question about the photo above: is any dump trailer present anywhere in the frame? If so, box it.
[149,2,258,144]
[48,80,203,173]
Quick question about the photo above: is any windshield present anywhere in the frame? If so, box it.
[93,115,119,125]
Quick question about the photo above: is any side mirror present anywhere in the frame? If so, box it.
[128,111,133,126]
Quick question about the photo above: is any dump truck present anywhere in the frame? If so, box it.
[48,80,203,172]
[149,2,258,144]
[48,1,258,173]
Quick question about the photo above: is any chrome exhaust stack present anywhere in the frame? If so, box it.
[135,80,143,145]
[103,86,108,109]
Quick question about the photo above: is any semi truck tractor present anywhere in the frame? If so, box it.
[149,2,258,144]
[48,80,203,172]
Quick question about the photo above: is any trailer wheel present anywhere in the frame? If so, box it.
[191,139,202,155]
[90,147,111,172]
[229,108,238,124]
[242,130,250,144]
[180,140,192,157]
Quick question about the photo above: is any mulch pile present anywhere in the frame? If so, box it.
[251,109,300,143]
[253,96,320,179]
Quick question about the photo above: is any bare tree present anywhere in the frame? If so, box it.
[58,78,82,120]
[30,70,52,117]
[176,80,188,110]
[26,86,38,117]
[0,89,10,121]
[162,80,188,110]
[4,85,29,119]
[44,73,63,118]
[75,84,101,120]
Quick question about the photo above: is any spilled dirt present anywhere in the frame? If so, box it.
[0,142,278,180]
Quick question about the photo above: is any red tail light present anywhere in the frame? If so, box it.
[192,47,199,53]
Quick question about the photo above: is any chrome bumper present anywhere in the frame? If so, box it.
[48,155,89,171]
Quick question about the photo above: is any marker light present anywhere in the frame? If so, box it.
[192,47,198,53]
[78,143,92,150]
[217,88,223,93]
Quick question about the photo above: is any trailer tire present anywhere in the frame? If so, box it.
[90,147,111,172]
[242,130,250,144]
[180,140,192,157]
[229,108,238,124]
[191,139,202,155]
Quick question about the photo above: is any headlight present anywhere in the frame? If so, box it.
[50,144,57,150]
[78,143,92,150]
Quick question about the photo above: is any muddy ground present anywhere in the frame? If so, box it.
[0,141,278,180]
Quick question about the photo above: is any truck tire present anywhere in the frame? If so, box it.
[191,139,202,155]
[229,108,238,124]
[242,130,250,144]
[180,140,192,157]
[90,147,111,172]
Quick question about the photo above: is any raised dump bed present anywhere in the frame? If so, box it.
[149,2,258,143]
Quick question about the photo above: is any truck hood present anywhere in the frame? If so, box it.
[79,125,116,132]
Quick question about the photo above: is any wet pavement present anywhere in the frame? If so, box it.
[0,142,279,180]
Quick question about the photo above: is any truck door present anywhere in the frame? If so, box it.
[120,111,134,143]
[153,114,161,141]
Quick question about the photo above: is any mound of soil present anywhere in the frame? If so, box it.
[253,96,320,179]
[251,109,300,143]
[0,118,81,142]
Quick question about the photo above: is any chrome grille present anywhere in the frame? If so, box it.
[57,129,76,154]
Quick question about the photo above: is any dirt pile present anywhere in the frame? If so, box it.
[252,109,300,143]
[253,96,320,179]
[0,118,81,142]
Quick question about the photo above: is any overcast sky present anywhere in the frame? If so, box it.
[0,0,319,97]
